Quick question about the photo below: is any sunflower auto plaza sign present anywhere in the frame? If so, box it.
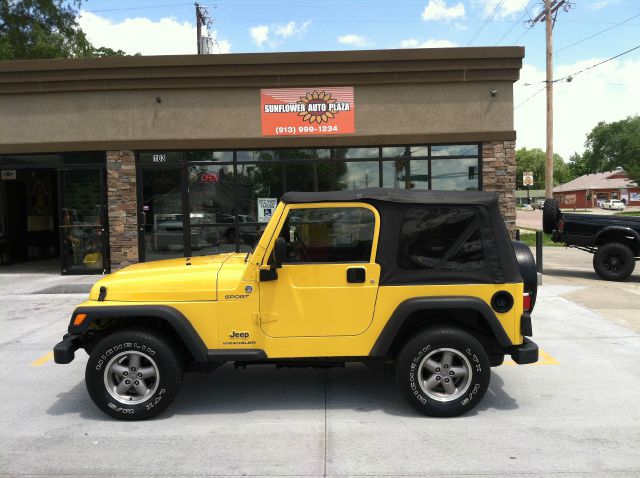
[261,87,355,136]
[523,171,534,187]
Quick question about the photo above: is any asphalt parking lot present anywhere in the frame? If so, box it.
[1,256,639,477]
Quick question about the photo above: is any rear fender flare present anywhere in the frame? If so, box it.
[68,305,208,362]
[369,296,512,357]
[592,226,640,250]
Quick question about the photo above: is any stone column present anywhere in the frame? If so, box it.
[106,150,138,270]
[482,140,516,236]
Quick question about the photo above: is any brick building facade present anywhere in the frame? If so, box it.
[0,47,524,274]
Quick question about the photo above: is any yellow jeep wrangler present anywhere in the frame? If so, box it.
[54,189,538,420]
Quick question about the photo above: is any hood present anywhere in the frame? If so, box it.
[89,254,236,302]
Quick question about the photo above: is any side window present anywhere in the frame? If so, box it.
[279,207,375,263]
[398,207,485,270]
[443,227,486,270]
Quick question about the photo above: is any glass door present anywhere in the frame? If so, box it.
[59,168,107,274]
[138,167,187,262]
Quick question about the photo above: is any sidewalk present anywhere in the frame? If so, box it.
[537,246,640,333]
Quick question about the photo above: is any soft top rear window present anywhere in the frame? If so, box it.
[398,207,486,272]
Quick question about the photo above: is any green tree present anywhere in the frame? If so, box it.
[0,0,126,60]
[579,116,640,183]
[515,147,572,189]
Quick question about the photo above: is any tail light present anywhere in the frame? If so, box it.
[523,292,532,312]
[557,217,565,233]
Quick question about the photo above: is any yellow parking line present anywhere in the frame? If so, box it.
[30,352,54,367]
[503,349,559,366]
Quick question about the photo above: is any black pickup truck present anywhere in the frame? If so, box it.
[543,199,640,281]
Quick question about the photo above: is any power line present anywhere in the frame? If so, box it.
[495,9,529,44]
[555,43,640,83]
[514,86,546,109]
[467,0,505,46]
[556,12,640,53]
[514,43,640,108]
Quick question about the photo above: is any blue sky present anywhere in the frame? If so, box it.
[77,0,640,159]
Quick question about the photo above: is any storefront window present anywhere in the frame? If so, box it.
[138,152,184,164]
[431,144,478,157]
[136,143,481,260]
[335,147,379,159]
[431,158,479,191]
[186,151,233,162]
[188,164,235,220]
[382,159,409,189]
[382,146,428,158]
[235,162,283,218]
[335,161,380,189]
[285,161,333,192]
[236,150,278,161]
[62,152,106,165]
[382,159,429,189]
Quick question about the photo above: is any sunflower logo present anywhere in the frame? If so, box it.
[297,90,337,124]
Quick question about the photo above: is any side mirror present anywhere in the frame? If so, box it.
[272,237,287,268]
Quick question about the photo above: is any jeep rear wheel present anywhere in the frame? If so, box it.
[85,329,183,420]
[396,327,490,417]
[593,242,635,281]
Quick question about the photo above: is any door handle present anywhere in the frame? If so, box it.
[346,267,366,283]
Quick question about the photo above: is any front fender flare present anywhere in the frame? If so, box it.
[68,305,208,362]
[369,296,512,357]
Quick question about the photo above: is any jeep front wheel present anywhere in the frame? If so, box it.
[396,327,490,417]
[85,329,184,420]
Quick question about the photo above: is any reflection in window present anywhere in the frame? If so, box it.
[279,149,330,160]
[334,147,379,159]
[398,207,476,269]
[431,158,479,191]
[285,161,333,192]
[61,169,104,272]
[186,151,233,162]
[443,228,486,271]
[382,159,409,189]
[236,150,278,161]
[235,162,282,219]
[188,164,235,219]
[382,159,428,189]
[382,146,428,158]
[431,144,478,157]
[280,207,375,263]
[335,161,379,189]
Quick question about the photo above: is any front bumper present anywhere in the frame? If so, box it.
[53,333,81,364]
[510,337,539,364]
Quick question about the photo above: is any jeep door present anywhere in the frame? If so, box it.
[259,203,380,337]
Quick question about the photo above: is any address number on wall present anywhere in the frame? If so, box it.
[152,154,167,163]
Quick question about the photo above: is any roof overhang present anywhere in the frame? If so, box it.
[0,47,524,95]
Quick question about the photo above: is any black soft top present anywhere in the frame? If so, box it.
[281,188,521,286]
[282,188,499,207]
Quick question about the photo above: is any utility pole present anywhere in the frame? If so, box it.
[195,3,218,55]
[529,0,572,198]
[545,0,553,199]
[195,3,205,54]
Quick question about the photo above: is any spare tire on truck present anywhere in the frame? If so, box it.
[511,240,538,309]
[542,198,561,234]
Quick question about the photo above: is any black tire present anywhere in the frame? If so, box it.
[85,329,184,420]
[593,242,636,281]
[512,240,538,309]
[542,198,561,234]
[395,327,491,417]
